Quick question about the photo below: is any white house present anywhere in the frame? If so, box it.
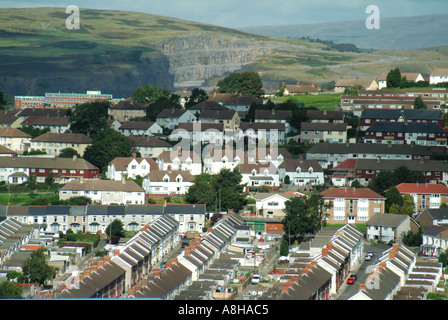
[106,155,159,180]
[59,179,145,205]
[236,163,280,191]
[365,214,412,243]
[0,128,31,153]
[156,149,202,176]
[430,68,448,85]
[278,158,324,187]
[254,192,305,218]
[421,225,448,256]
[202,147,255,175]
[118,121,163,137]
[142,170,194,195]
[378,72,425,89]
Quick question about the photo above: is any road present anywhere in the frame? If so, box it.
[336,242,388,300]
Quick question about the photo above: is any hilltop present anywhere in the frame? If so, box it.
[1,8,447,97]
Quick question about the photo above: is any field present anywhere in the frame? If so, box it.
[272,93,342,109]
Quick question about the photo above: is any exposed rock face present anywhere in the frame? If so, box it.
[156,33,278,88]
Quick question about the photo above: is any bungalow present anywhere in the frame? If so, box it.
[283,83,319,95]
[365,213,414,243]
[59,179,145,205]
[142,170,194,195]
[429,68,448,85]
[334,78,378,93]
[300,122,348,144]
[30,132,92,156]
[118,121,163,137]
[378,72,425,89]
[127,136,173,158]
[320,188,386,224]
[395,183,448,215]
[278,158,324,187]
[106,154,159,180]
[0,127,31,153]
[155,108,197,130]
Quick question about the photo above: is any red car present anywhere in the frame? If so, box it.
[346,275,357,284]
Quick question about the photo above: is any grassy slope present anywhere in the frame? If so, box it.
[0,7,447,86]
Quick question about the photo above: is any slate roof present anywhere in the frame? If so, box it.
[366,122,446,134]
[119,121,158,130]
[279,159,323,172]
[301,122,347,131]
[366,213,409,227]
[31,132,92,144]
[188,100,229,111]
[361,109,444,121]
[156,108,190,118]
[109,99,147,110]
[60,179,144,192]
[127,136,172,148]
[306,142,433,156]
[255,109,291,120]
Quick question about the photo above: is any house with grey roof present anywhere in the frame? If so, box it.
[155,108,197,130]
[420,225,448,256]
[416,208,448,231]
[366,213,413,243]
[278,158,324,187]
[306,142,434,169]
[118,121,163,137]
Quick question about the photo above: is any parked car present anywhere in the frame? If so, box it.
[347,275,357,284]
[367,251,374,257]
[365,254,372,261]
[252,274,261,285]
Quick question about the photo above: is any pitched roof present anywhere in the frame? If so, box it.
[319,187,385,199]
[127,136,172,148]
[0,127,31,138]
[21,116,70,127]
[255,109,292,120]
[301,122,347,131]
[395,183,448,194]
[361,109,444,121]
[119,121,158,130]
[307,142,433,156]
[207,93,261,105]
[279,159,323,172]
[366,122,446,134]
[430,68,448,76]
[0,156,98,170]
[110,99,147,110]
[157,149,201,163]
[31,132,92,144]
[145,170,195,182]
[335,78,376,88]
[109,157,159,171]
[366,213,409,227]
[17,108,69,118]
[60,179,144,192]
[177,122,224,132]
[307,110,344,121]
[239,122,286,131]
[188,100,229,111]
[285,84,319,94]
[156,108,190,118]
[197,109,238,120]
[335,159,448,172]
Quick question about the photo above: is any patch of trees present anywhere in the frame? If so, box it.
[300,37,361,52]
[185,169,246,212]
[217,71,264,98]
[281,194,331,243]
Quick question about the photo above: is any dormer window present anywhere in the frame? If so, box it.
[308,167,314,173]
[296,167,301,173]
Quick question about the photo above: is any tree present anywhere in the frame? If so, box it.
[146,94,181,121]
[368,166,426,196]
[66,196,92,205]
[45,172,55,190]
[385,186,403,212]
[401,226,423,247]
[27,175,37,193]
[217,71,264,98]
[280,239,289,256]
[344,84,364,96]
[414,96,426,109]
[105,219,125,244]
[83,129,135,172]
[20,125,51,138]
[185,88,208,108]
[58,148,80,158]
[210,168,246,212]
[69,101,110,136]
[282,194,331,243]
[185,176,215,210]
[0,281,22,299]
[22,248,56,285]
[132,84,164,105]
[386,68,402,88]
